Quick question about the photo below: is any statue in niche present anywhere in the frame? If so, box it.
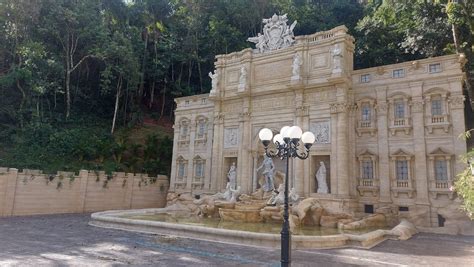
[316,161,328,193]
[331,43,343,74]
[208,70,218,94]
[291,53,302,80]
[227,162,237,190]
[238,66,247,92]
[256,154,275,192]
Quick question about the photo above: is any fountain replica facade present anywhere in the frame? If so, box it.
[168,14,472,234]
[90,15,472,249]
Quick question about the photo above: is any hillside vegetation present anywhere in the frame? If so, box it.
[0,0,472,176]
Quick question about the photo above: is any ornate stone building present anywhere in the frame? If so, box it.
[170,18,468,228]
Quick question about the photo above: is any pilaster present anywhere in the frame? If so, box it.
[411,82,430,205]
[448,82,467,176]
[375,88,391,203]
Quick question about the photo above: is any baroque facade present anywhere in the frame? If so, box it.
[170,21,468,228]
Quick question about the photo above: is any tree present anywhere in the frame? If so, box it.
[445,0,474,108]
[39,0,104,119]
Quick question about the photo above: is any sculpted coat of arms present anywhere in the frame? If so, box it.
[247,14,297,53]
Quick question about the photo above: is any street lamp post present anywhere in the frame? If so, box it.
[258,126,315,267]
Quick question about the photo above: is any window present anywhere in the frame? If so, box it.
[429,63,441,73]
[360,74,370,83]
[180,124,188,137]
[364,204,374,214]
[178,162,186,178]
[361,104,371,121]
[399,206,409,212]
[195,161,204,177]
[435,160,448,181]
[431,98,443,115]
[394,101,405,119]
[438,214,446,227]
[396,160,408,180]
[392,69,405,78]
[197,121,206,138]
[184,100,190,106]
[201,98,207,104]
[362,160,373,179]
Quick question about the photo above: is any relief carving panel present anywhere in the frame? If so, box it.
[310,120,331,144]
[224,127,239,148]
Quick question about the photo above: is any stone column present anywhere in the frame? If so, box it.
[204,116,214,191]
[237,110,252,194]
[411,94,430,205]
[186,115,196,191]
[448,89,467,176]
[169,124,180,191]
[375,95,391,203]
[330,108,339,195]
[252,151,258,192]
[210,112,224,191]
[331,102,349,197]
[294,105,309,196]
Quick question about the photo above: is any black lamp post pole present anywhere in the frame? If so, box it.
[262,137,310,267]
[281,154,291,267]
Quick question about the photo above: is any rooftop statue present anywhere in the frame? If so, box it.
[247,14,297,53]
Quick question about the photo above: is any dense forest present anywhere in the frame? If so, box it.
[0,0,472,176]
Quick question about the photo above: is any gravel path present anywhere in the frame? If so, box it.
[0,213,472,266]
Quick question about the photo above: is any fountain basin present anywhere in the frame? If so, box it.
[89,208,417,249]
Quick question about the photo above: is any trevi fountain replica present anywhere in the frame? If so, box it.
[90,14,473,249]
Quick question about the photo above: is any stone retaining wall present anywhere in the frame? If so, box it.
[0,167,169,217]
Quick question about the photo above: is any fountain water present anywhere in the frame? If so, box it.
[90,186,418,249]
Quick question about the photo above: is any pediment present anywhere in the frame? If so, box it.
[390,149,412,157]
[358,149,377,157]
[428,147,451,156]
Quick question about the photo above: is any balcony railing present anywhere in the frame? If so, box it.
[430,180,451,189]
[431,115,445,124]
[359,121,372,128]
[393,118,407,126]
[396,180,409,188]
[359,179,374,187]
[357,178,379,197]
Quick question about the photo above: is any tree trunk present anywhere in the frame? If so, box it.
[160,83,166,119]
[111,75,123,134]
[16,79,25,128]
[149,81,155,109]
[123,81,129,126]
[451,24,461,53]
[139,32,149,98]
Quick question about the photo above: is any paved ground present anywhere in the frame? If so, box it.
[0,214,472,266]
